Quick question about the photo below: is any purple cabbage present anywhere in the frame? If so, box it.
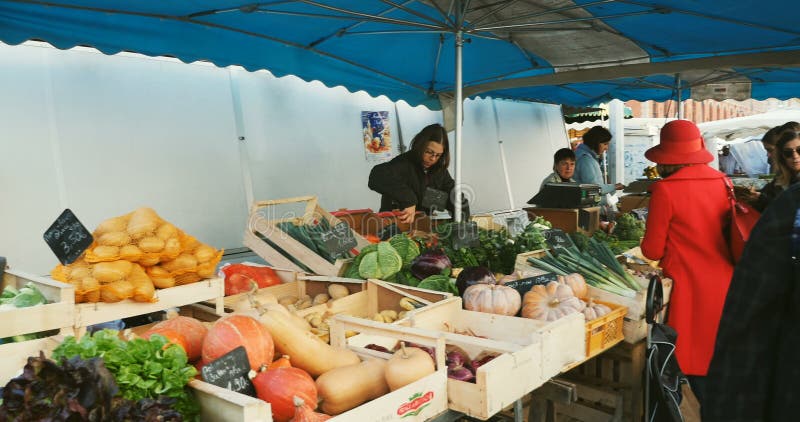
[410,250,452,280]
[455,266,496,296]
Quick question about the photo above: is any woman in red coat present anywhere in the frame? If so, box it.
[640,120,734,405]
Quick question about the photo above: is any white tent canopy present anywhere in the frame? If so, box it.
[698,108,800,141]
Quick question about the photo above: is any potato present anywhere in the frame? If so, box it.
[119,244,143,259]
[163,238,181,256]
[126,207,160,239]
[97,231,131,247]
[94,216,128,235]
[93,261,133,283]
[328,284,349,299]
[194,245,217,263]
[92,245,120,259]
[138,236,165,253]
[155,223,177,240]
[313,293,330,306]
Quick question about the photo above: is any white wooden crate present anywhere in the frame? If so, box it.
[336,299,542,421]
[72,277,224,338]
[0,333,270,421]
[1,270,74,339]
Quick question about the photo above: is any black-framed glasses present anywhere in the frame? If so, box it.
[781,147,800,159]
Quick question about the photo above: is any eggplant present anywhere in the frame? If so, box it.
[455,266,496,296]
[410,250,452,280]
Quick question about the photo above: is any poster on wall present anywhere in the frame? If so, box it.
[623,135,655,184]
[362,111,392,164]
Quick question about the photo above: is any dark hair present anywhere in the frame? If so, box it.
[409,123,450,171]
[774,130,800,186]
[781,121,800,131]
[761,125,784,147]
[553,148,576,165]
[582,126,612,152]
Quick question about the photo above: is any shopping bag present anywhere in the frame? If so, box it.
[723,178,760,263]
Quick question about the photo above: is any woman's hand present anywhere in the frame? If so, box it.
[398,205,416,224]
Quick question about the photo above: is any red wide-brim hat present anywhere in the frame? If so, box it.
[645,119,714,165]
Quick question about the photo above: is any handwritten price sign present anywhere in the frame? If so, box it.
[43,209,93,265]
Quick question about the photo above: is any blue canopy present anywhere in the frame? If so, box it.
[1,0,798,109]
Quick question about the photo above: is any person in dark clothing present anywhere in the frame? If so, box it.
[704,182,800,422]
[368,123,469,223]
[753,129,800,212]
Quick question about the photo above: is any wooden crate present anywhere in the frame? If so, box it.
[584,300,626,360]
[329,208,376,236]
[524,207,600,235]
[244,196,371,276]
[527,312,586,379]
[514,249,550,276]
[0,333,271,421]
[587,275,672,343]
[375,211,433,233]
[1,269,75,339]
[293,279,453,325]
[395,298,545,420]
[217,268,366,312]
[72,278,224,338]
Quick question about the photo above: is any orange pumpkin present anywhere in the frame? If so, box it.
[253,367,317,422]
[268,355,292,370]
[522,281,584,321]
[202,314,275,371]
[143,326,190,354]
[150,314,208,361]
[290,396,331,422]
[558,273,588,299]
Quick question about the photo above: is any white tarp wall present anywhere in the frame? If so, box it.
[0,42,567,274]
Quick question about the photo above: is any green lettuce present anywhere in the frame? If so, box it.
[417,274,459,295]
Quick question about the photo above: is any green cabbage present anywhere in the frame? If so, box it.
[358,242,402,279]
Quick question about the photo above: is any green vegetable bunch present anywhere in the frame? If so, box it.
[52,329,200,420]
[1,282,48,308]
[344,234,419,283]
[613,213,645,241]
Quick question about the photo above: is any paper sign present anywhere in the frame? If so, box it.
[43,209,93,265]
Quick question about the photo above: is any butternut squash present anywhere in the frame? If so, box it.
[384,342,435,391]
[258,307,360,377]
[316,359,388,415]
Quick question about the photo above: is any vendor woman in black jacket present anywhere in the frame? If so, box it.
[368,123,469,223]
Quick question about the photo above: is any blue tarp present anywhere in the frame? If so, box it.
[0,0,798,108]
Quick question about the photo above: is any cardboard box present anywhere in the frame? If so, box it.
[524,207,600,235]
[618,194,650,214]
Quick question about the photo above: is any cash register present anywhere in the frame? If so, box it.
[527,183,602,208]
[525,183,602,234]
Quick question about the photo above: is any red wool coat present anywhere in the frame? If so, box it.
[640,164,734,376]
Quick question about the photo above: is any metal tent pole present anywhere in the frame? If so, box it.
[454,29,464,222]
[491,99,515,209]
[676,73,683,119]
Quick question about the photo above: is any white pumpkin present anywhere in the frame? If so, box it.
[582,298,613,321]
[462,284,522,316]
[522,281,585,321]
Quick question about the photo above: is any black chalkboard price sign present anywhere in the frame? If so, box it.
[542,228,575,250]
[503,273,558,298]
[43,209,93,265]
[201,346,256,397]
[319,222,358,254]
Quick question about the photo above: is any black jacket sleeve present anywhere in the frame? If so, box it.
[368,159,418,209]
